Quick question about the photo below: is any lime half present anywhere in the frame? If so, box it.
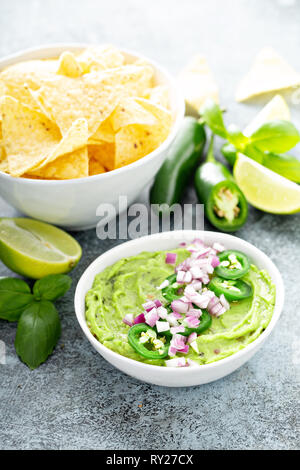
[234,154,300,214]
[0,218,82,279]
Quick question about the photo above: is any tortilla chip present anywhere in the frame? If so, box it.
[77,45,125,72]
[88,117,115,144]
[89,157,106,176]
[31,64,153,136]
[115,123,170,169]
[110,97,157,132]
[134,98,172,131]
[30,147,88,179]
[0,96,87,176]
[57,51,83,78]
[88,143,115,171]
[0,59,57,110]
[144,85,169,108]
[33,117,88,170]
[236,47,300,102]
[177,55,219,115]
[0,144,8,173]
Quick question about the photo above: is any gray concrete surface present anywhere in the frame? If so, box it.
[0,0,299,450]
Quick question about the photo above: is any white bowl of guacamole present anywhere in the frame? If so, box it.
[74,231,284,387]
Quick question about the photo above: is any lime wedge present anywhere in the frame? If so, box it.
[244,94,290,137]
[0,218,82,279]
[234,154,300,214]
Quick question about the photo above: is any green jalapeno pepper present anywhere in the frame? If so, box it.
[195,135,248,232]
[215,249,250,279]
[222,143,300,183]
[128,323,170,359]
[208,276,253,301]
[150,117,206,211]
[161,273,182,302]
[180,309,212,336]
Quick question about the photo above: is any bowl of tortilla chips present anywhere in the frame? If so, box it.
[0,44,184,229]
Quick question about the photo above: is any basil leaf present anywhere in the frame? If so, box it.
[0,277,34,322]
[200,99,227,138]
[249,120,300,153]
[33,274,72,301]
[227,124,249,149]
[15,300,61,369]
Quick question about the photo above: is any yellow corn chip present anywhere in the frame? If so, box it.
[77,45,125,72]
[0,59,57,110]
[144,85,169,108]
[1,96,87,176]
[30,147,88,179]
[88,117,115,144]
[88,143,115,171]
[177,55,219,115]
[89,157,106,176]
[134,98,172,130]
[110,97,157,132]
[236,47,300,102]
[57,51,83,78]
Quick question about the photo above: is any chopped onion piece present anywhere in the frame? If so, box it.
[166,252,177,265]
[156,279,169,290]
[171,299,189,314]
[134,313,145,324]
[145,308,159,327]
[123,313,134,327]
[156,320,170,333]
[187,332,197,343]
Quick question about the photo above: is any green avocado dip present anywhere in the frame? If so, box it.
[85,243,275,367]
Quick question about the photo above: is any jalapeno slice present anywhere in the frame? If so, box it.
[180,309,212,336]
[215,250,250,279]
[128,323,170,359]
[162,273,182,302]
[208,276,253,301]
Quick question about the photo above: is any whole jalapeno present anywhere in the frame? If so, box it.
[150,117,206,211]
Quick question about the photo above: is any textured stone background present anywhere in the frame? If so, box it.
[0,0,299,450]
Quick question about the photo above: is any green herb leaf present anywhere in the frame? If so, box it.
[249,120,300,153]
[200,99,227,139]
[0,277,34,322]
[227,124,249,149]
[33,274,72,302]
[15,300,61,369]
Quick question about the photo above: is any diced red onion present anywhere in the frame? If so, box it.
[165,252,177,265]
[145,308,159,327]
[187,308,202,318]
[156,320,170,333]
[134,313,145,324]
[220,294,230,310]
[213,242,225,253]
[154,299,162,308]
[172,311,183,319]
[191,280,202,291]
[142,300,156,312]
[176,270,186,284]
[123,314,134,327]
[157,306,168,319]
[210,303,222,316]
[187,332,197,343]
[167,314,179,327]
[171,299,189,314]
[185,316,200,328]
[211,255,220,268]
[157,279,169,290]
[170,325,185,335]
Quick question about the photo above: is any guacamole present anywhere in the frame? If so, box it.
[85,247,275,366]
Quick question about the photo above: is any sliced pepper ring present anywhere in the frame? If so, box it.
[208,276,253,301]
[128,323,170,359]
[215,249,250,279]
[161,273,182,302]
[179,309,212,336]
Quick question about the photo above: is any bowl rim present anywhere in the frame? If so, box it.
[0,42,185,184]
[74,230,285,374]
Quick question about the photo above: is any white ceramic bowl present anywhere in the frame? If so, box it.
[0,44,185,230]
[74,230,284,387]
